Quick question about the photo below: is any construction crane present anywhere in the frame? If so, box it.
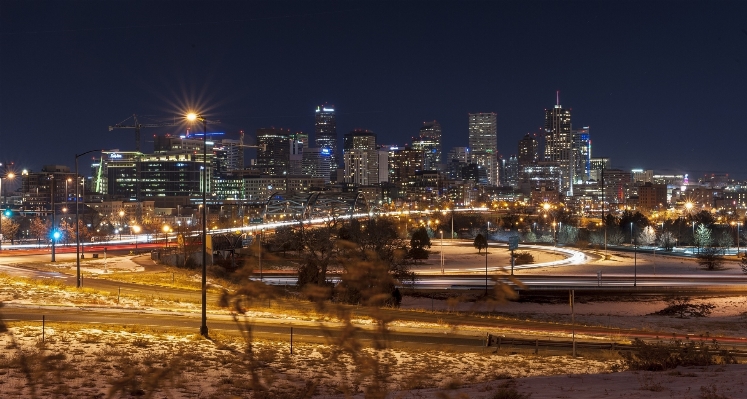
[108,114,179,152]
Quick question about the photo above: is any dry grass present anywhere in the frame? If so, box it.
[0,322,618,398]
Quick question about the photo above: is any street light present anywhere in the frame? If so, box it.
[732,221,741,256]
[187,112,210,337]
[132,225,141,252]
[162,225,171,247]
[484,241,489,296]
[440,230,444,274]
[0,171,16,251]
[76,149,101,288]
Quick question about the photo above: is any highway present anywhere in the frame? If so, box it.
[4,304,747,351]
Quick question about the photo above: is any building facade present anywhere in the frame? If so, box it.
[468,112,498,185]
[314,104,337,174]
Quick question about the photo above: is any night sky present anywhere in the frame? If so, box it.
[1,1,746,181]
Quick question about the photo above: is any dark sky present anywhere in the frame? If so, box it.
[1,0,746,180]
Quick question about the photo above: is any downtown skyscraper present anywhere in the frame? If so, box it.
[544,94,573,194]
[413,120,442,170]
[468,112,498,185]
[314,105,337,178]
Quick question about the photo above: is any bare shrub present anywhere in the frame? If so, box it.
[621,338,736,371]
[654,297,715,318]
[491,379,531,399]
[513,251,534,265]
[697,246,724,270]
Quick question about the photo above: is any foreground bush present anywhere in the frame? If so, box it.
[621,338,736,371]
[513,251,534,266]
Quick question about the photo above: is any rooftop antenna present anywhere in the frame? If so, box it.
[556,90,560,106]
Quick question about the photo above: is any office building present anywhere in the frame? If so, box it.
[468,112,498,185]
[572,127,591,183]
[544,96,573,192]
[518,133,539,167]
[302,147,333,182]
[256,128,291,176]
[638,183,668,210]
[387,146,424,186]
[314,104,337,173]
[343,129,379,185]
[417,120,442,169]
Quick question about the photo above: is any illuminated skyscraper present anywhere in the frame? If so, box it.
[544,94,573,193]
[343,129,378,185]
[571,127,591,183]
[417,120,442,169]
[314,104,337,175]
[257,128,291,176]
[468,112,498,185]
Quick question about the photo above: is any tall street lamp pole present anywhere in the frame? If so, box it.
[187,113,209,337]
[484,242,488,296]
[75,149,101,288]
[0,172,13,251]
[51,175,56,262]
[440,230,444,274]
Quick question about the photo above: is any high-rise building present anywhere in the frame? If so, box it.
[506,155,519,188]
[343,129,378,185]
[314,104,337,174]
[302,147,332,182]
[387,146,423,186]
[571,127,591,184]
[417,120,442,168]
[518,133,539,167]
[256,128,291,176]
[447,147,470,163]
[289,132,306,176]
[589,157,610,181]
[468,112,498,185]
[544,95,572,193]
[411,136,439,171]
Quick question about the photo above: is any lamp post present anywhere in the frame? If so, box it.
[259,228,264,281]
[692,221,697,254]
[118,210,125,240]
[132,225,141,252]
[633,225,637,287]
[630,222,633,245]
[0,172,15,251]
[187,112,209,337]
[440,230,444,274]
[162,225,170,247]
[50,175,56,262]
[484,241,488,296]
[738,222,742,256]
[75,149,101,288]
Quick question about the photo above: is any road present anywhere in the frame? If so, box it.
[4,304,747,351]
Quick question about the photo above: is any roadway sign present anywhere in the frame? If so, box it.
[508,236,519,250]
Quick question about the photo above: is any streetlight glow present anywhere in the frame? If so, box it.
[186,113,197,121]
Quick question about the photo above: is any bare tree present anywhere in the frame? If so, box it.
[716,230,734,255]
[638,226,657,246]
[697,246,724,270]
[1,218,19,245]
[660,231,675,251]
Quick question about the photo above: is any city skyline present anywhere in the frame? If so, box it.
[1,1,746,179]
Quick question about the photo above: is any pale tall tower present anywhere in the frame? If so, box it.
[544,93,573,193]
[343,129,379,185]
[315,104,337,175]
[468,112,498,185]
